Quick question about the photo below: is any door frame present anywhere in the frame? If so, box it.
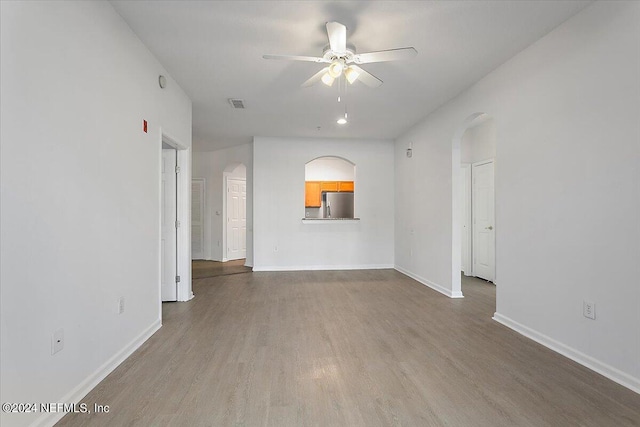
[161,147,178,302]
[159,131,193,305]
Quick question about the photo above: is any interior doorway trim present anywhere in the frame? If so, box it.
[159,130,193,303]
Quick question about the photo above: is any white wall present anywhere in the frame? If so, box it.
[461,118,496,164]
[254,137,394,270]
[192,143,253,265]
[395,1,640,391]
[0,2,192,427]
[305,157,356,181]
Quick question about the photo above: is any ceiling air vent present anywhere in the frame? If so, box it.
[228,98,245,109]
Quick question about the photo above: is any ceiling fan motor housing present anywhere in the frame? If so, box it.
[322,43,357,63]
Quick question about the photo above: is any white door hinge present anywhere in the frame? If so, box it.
[175,220,181,228]
[175,165,181,174]
[175,275,181,283]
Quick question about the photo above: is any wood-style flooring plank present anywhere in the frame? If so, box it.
[57,270,640,426]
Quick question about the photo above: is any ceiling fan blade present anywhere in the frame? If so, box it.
[326,21,347,53]
[263,54,326,63]
[301,67,329,87]
[349,65,383,88]
[353,47,417,64]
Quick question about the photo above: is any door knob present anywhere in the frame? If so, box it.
[486,226,493,230]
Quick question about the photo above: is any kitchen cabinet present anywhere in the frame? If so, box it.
[320,181,339,192]
[305,181,355,207]
[338,181,354,192]
[305,182,321,207]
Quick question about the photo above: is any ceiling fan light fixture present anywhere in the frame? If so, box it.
[321,73,335,86]
[345,66,360,84]
[328,60,344,78]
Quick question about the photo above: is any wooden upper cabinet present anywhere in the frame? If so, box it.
[305,181,354,207]
[320,181,339,192]
[305,181,321,207]
[338,181,354,192]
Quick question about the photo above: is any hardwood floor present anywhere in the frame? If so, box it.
[192,259,252,279]
[57,271,640,426]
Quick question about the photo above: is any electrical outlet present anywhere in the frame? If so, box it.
[118,297,125,314]
[52,329,64,355]
[583,301,596,320]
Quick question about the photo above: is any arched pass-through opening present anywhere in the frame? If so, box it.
[452,112,496,299]
[304,156,356,219]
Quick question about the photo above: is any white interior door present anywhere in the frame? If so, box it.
[161,149,177,301]
[472,160,495,282]
[226,178,246,260]
[191,179,205,260]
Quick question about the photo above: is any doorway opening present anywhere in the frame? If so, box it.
[161,143,178,301]
[223,163,247,263]
[191,178,205,260]
[452,113,496,301]
[160,133,192,303]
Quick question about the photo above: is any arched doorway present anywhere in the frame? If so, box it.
[452,113,496,299]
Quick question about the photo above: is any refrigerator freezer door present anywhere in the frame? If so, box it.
[323,192,354,218]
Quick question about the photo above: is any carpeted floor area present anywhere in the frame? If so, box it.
[192,259,252,279]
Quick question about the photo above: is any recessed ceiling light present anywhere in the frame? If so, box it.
[337,118,347,125]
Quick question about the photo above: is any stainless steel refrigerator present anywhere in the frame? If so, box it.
[322,192,354,219]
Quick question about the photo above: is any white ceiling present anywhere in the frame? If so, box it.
[111,1,590,152]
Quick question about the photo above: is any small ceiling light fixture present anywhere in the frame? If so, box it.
[344,66,360,84]
[321,73,335,86]
[328,59,345,78]
[337,112,348,125]
[158,75,167,89]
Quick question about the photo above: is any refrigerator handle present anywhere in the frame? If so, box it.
[326,201,331,218]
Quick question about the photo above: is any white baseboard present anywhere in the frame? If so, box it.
[252,264,394,272]
[394,266,464,298]
[32,320,162,427]
[493,313,640,395]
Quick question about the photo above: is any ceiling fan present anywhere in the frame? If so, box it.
[263,22,417,88]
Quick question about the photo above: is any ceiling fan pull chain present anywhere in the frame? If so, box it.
[344,76,348,119]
